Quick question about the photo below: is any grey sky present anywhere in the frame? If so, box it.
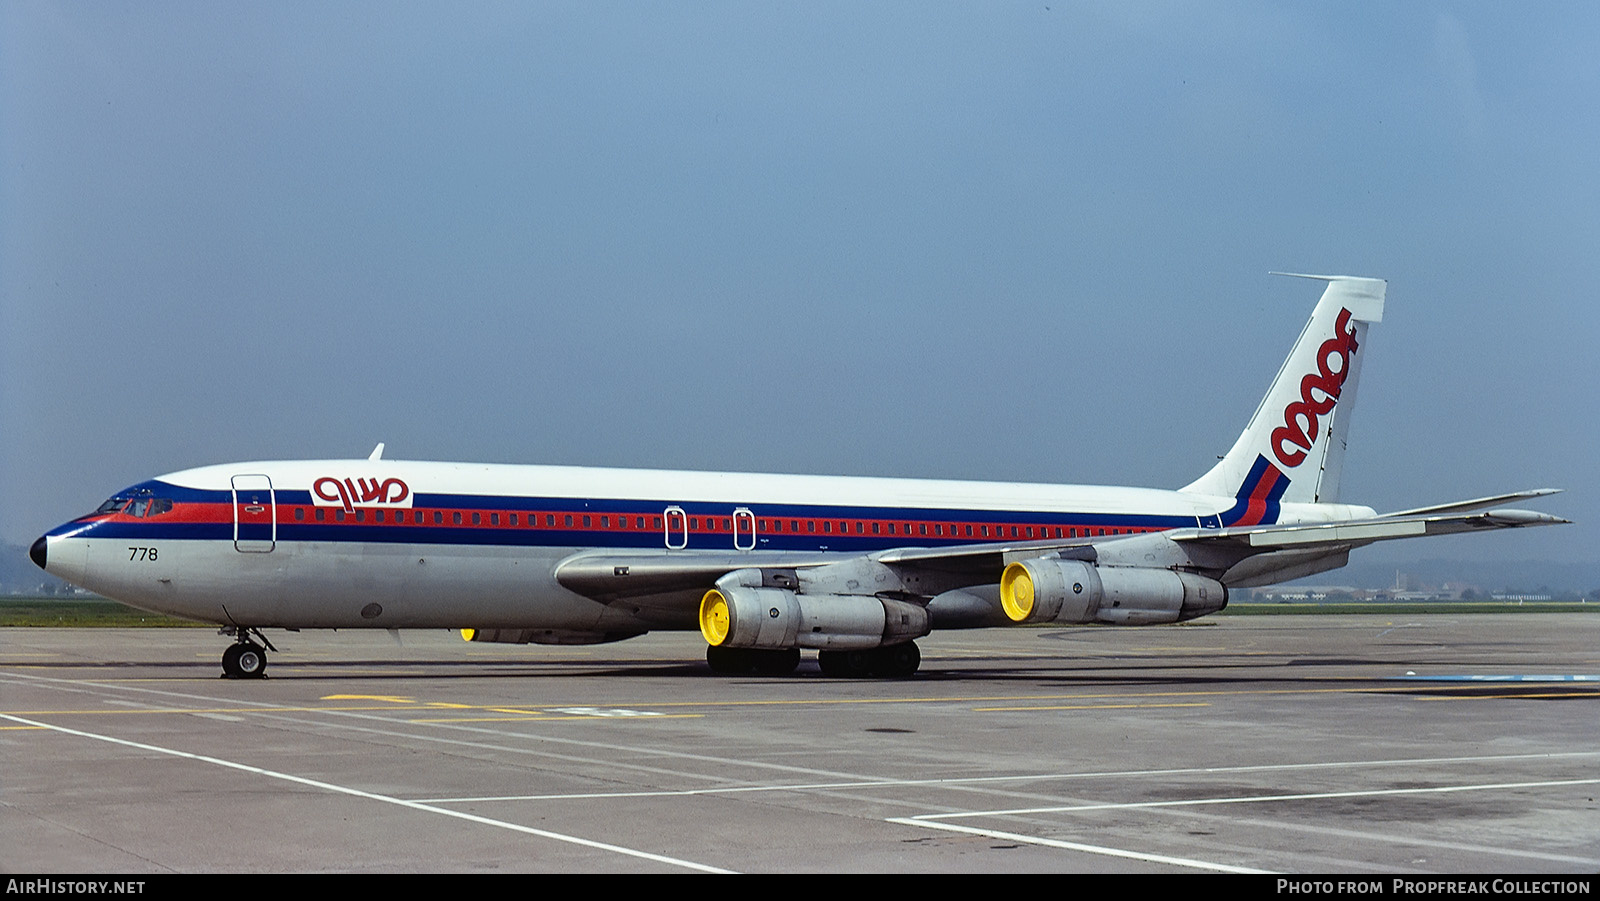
[3,2,1595,567]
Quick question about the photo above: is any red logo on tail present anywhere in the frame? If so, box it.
[1271,308,1359,468]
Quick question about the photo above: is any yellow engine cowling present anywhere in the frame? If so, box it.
[699,569,929,650]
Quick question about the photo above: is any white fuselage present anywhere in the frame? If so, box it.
[37,458,1373,631]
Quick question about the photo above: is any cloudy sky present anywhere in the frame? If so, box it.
[3,2,1594,567]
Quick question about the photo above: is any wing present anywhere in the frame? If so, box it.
[556,497,1567,615]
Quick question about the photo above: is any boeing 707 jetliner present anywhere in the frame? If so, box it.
[30,275,1566,678]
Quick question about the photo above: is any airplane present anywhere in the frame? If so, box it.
[29,275,1567,679]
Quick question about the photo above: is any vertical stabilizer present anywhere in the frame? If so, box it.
[1181,275,1385,510]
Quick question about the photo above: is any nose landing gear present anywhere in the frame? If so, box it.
[219,626,277,679]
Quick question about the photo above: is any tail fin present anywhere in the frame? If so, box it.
[1181,275,1386,508]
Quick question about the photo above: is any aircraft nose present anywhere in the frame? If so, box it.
[30,536,47,570]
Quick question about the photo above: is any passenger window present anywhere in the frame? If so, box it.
[355,510,365,522]
[454,512,462,525]
[294,508,305,521]
[375,510,385,523]
[316,508,326,522]
[336,510,346,522]
[434,511,443,524]
[415,511,423,524]
[491,513,500,525]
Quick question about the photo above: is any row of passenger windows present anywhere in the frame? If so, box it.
[283,506,1146,539]
[290,508,663,528]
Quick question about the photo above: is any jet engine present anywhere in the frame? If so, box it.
[699,569,930,650]
[999,558,1226,626]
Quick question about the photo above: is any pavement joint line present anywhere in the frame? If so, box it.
[882,817,1274,874]
[0,711,735,874]
[409,750,1600,804]
[907,777,1600,821]
[972,702,1211,711]
[6,669,1594,713]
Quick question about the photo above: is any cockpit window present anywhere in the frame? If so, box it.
[99,496,174,517]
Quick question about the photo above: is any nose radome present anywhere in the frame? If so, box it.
[29,536,47,570]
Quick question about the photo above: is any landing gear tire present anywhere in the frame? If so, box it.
[877,641,921,678]
[706,646,801,675]
[706,645,750,674]
[818,641,920,678]
[817,648,874,678]
[222,642,267,679]
[752,647,801,675]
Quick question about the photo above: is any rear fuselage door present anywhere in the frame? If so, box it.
[232,474,276,553]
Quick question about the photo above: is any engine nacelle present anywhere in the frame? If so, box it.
[999,559,1226,626]
[460,628,645,646]
[699,569,930,650]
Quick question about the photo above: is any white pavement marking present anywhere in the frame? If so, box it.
[883,817,1273,874]
[0,712,734,874]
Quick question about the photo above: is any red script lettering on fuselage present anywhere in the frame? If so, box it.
[312,477,411,512]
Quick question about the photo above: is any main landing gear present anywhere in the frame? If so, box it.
[705,641,921,678]
[219,626,277,679]
[817,642,920,678]
[705,645,802,675]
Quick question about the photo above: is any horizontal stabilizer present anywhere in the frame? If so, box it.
[1168,508,1569,550]
[1383,489,1562,518]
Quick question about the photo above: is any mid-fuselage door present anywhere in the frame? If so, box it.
[733,507,756,551]
[232,474,276,553]
[664,505,688,550]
